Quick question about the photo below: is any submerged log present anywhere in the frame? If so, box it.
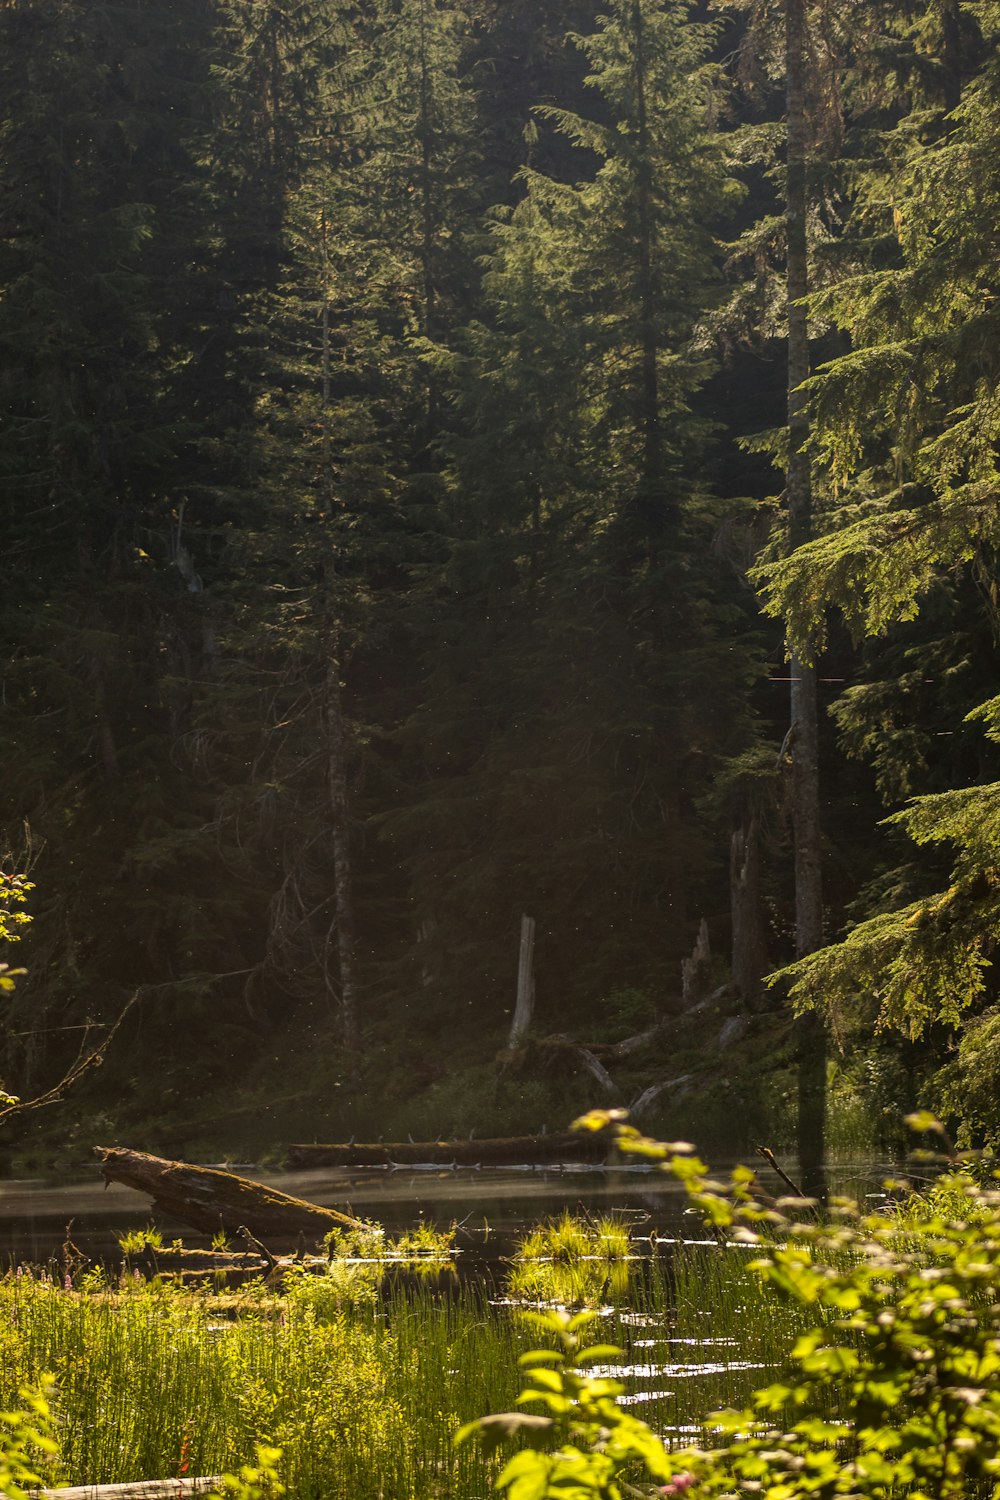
[286,1130,609,1170]
[133,1244,269,1276]
[96,1147,362,1238]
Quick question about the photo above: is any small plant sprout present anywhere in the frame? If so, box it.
[117,1226,163,1256]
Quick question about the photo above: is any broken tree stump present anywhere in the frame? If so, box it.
[681,918,712,1007]
[508,913,536,1047]
[95,1147,362,1239]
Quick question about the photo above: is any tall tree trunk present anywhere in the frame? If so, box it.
[417,0,439,441]
[785,0,825,1190]
[326,660,359,1060]
[632,0,661,507]
[319,221,359,1065]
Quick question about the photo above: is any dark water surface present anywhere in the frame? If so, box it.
[0,1155,903,1267]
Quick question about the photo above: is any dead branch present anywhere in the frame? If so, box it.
[755,1143,809,1200]
[0,991,139,1128]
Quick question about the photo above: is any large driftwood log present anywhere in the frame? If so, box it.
[285,1131,609,1169]
[96,1147,362,1237]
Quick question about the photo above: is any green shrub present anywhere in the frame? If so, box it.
[462,1109,1000,1500]
[0,1380,60,1499]
[508,1214,634,1306]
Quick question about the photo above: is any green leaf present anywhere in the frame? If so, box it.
[457,1413,555,1455]
[575,1345,622,1365]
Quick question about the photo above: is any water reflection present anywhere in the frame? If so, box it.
[0,1155,910,1266]
[0,1161,690,1265]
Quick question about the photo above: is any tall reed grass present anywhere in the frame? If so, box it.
[0,1220,796,1492]
[0,1269,526,1500]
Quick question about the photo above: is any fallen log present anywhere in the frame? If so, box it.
[96,1147,362,1238]
[32,1480,222,1500]
[133,1244,270,1277]
[285,1130,609,1170]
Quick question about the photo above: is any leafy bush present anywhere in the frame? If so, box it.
[462,1110,1000,1500]
[0,1380,60,1500]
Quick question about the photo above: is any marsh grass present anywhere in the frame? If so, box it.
[0,1215,795,1492]
[0,1266,526,1500]
[550,1240,807,1440]
[507,1211,636,1306]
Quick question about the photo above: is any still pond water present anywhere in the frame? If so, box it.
[0,1155,906,1265]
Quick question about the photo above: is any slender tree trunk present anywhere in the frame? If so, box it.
[632,0,661,505]
[417,0,438,440]
[319,220,359,1064]
[326,660,359,1059]
[785,0,825,1190]
[321,213,333,513]
[509,913,536,1047]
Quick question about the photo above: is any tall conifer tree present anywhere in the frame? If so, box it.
[755,1,1000,1051]
[380,0,762,1032]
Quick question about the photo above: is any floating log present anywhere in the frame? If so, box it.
[285,1131,609,1170]
[96,1147,362,1238]
[33,1480,222,1500]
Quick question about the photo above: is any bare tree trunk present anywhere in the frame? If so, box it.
[326,662,359,1060]
[681,917,712,1008]
[632,0,661,501]
[786,0,825,1191]
[509,913,536,1046]
[417,0,439,442]
[319,220,359,1065]
[731,820,766,1008]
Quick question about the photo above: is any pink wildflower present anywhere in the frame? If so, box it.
[657,1474,696,1497]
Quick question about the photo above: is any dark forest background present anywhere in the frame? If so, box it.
[2,0,999,1162]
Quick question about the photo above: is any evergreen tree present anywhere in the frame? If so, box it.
[0,0,246,1090]
[377,0,762,1037]
[756,1,1000,1044]
[183,0,487,1074]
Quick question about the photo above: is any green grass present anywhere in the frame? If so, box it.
[0,1215,805,1494]
[0,1268,528,1499]
[507,1211,637,1305]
